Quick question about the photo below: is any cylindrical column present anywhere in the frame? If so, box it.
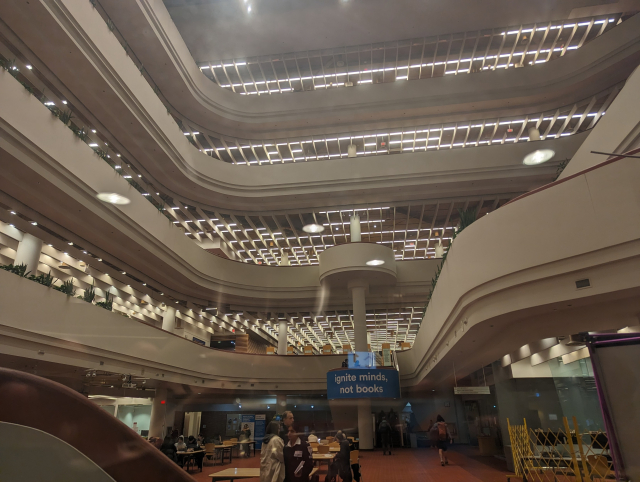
[280,252,290,266]
[278,318,288,355]
[162,306,176,333]
[358,399,373,450]
[350,215,361,243]
[14,233,43,275]
[351,285,367,352]
[149,387,167,438]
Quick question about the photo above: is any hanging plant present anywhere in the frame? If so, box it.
[53,278,76,296]
[1,263,30,278]
[96,291,113,311]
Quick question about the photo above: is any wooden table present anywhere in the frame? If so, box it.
[210,467,319,481]
[176,450,205,472]
[215,445,234,464]
[312,453,336,466]
[312,446,340,452]
[209,468,259,481]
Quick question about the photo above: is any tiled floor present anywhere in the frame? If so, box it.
[188,446,511,482]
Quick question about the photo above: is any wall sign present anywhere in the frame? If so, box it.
[327,369,400,399]
[254,415,266,449]
[453,386,491,395]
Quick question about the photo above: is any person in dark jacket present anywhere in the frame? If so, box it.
[334,431,352,482]
[283,425,314,482]
[160,435,177,462]
[378,417,392,455]
[279,411,295,442]
[186,435,204,470]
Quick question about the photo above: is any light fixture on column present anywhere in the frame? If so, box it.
[302,223,325,233]
[366,259,385,266]
[435,240,445,258]
[97,192,131,205]
[523,149,555,165]
[348,144,357,158]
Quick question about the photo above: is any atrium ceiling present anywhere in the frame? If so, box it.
[163,0,630,60]
[0,0,638,355]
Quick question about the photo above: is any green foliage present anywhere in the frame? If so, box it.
[58,109,74,125]
[1,263,30,278]
[457,207,478,232]
[53,278,76,296]
[96,291,113,311]
[554,158,570,181]
[72,126,89,142]
[82,283,96,303]
[28,271,56,287]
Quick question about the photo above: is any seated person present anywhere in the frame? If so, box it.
[187,435,204,470]
[175,435,187,451]
[283,425,314,482]
[160,436,177,462]
[333,431,352,482]
[196,433,205,446]
[307,431,318,443]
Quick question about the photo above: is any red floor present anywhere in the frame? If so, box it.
[188,446,511,482]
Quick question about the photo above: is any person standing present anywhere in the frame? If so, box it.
[240,423,252,457]
[279,411,295,441]
[283,425,314,482]
[378,417,392,455]
[432,415,453,466]
[261,421,285,482]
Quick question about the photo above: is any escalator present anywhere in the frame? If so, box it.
[0,368,193,481]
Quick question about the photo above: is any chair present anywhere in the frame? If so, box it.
[230,438,238,443]
[318,444,330,454]
[223,440,234,445]
[203,443,217,466]
[329,442,340,449]
[587,455,614,480]
[326,436,335,443]
[350,449,359,465]
[319,439,329,445]
[309,442,319,448]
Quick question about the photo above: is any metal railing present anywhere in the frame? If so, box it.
[198,14,628,96]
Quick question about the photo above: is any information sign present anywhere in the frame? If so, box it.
[453,386,491,395]
[254,414,266,449]
[327,368,400,399]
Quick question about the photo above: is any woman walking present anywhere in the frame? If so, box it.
[432,415,453,466]
[261,421,286,482]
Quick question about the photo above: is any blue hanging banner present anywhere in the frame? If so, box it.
[254,414,266,449]
[327,368,400,399]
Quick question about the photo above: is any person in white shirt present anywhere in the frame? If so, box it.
[307,432,318,443]
[260,421,285,482]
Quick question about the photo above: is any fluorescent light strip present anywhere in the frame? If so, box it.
[199,16,616,94]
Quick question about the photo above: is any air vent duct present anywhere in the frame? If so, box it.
[575,278,591,289]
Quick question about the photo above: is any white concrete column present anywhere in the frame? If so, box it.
[358,399,374,450]
[14,233,43,275]
[350,215,361,242]
[280,252,290,266]
[162,306,176,333]
[149,387,167,438]
[350,283,368,352]
[278,318,288,355]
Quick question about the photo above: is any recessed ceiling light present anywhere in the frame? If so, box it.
[302,224,325,233]
[523,149,555,165]
[366,259,385,266]
[97,192,131,205]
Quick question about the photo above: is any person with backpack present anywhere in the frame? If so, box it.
[431,415,453,466]
[378,416,392,455]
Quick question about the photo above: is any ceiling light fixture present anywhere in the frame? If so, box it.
[302,224,325,234]
[366,259,385,266]
[523,149,555,165]
[97,192,131,205]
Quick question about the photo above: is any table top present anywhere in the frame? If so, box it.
[209,468,259,480]
[313,453,336,460]
[177,450,205,455]
[312,447,340,452]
